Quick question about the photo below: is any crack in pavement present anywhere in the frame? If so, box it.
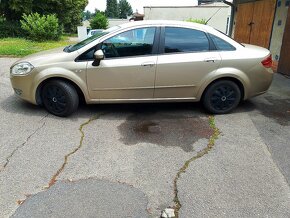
[1,122,46,173]
[48,114,103,188]
[173,116,220,218]
[39,113,49,122]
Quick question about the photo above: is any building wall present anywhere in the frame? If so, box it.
[82,20,91,28]
[82,19,130,29]
[144,5,231,33]
[108,19,130,28]
[270,0,289,62]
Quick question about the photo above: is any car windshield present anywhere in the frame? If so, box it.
[64,25,121,52]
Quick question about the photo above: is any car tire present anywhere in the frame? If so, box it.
[41,80,79,117]
[202,80,241,114]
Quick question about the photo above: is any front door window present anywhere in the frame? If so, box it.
[102,27,156,58]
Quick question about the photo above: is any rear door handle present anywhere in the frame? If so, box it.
[141,62,155,67]
[204,59,216,63]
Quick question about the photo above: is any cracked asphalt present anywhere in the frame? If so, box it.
[1,58,290,217]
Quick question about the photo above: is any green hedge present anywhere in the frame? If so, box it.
[90,12,108,29]
[0,21,26,38]
[20,13,62,41]
[186,18,207,25]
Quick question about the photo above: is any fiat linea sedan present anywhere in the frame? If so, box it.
[10,20,273,117]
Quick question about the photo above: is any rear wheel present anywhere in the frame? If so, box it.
[202,80,241,114]
[41,80,79,117]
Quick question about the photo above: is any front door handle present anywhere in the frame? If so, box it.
[141,62,155,67]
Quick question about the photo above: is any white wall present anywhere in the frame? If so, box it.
[77,26,88,41]
[108,19,130,28]
[144,5,231,34]
[270,0,289,61]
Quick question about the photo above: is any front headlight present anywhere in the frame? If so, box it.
[11,62,34,76]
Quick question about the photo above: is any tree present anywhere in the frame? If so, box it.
[90,12,108,29]
[0,0,88,33]
[105,0,118,18]
[83,8,101,21]
[90,8,101,19]
[83,10,92,21]
[37,0,88,33]
[0,0,33,20]
[118,0,133,19]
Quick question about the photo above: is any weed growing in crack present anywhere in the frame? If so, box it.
[173,115,220,218]
[48,114,103,187]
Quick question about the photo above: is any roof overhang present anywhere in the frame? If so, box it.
[232,0,257,4]
[200,0,258,6]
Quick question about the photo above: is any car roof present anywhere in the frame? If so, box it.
[78,20,243,54]
[116,20,214,31]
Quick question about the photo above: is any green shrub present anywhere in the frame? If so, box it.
[186,18,207,25]
[0,16,5,23]
[20,13,62,41]
[90,12,108,29]
[0,20,26,38]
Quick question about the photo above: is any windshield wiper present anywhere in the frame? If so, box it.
[63,45,73,52]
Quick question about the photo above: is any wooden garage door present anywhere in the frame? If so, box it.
[278,6,290,75]
[234,0,276,48]
[234,2,254,44]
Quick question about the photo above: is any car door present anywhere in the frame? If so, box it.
[86,27,159,100]
[154,26,221,99]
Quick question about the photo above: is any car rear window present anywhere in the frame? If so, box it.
[209,34,236,51]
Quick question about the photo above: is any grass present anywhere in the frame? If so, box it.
[0,37,75,57]
[173,116,220,217]
[63,33,78,37]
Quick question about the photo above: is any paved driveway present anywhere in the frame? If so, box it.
[1,58,289,217]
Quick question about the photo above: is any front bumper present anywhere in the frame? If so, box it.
[10,73,38,105]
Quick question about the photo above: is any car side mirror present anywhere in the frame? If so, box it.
[94,49,104,60]
[92,49,104,66]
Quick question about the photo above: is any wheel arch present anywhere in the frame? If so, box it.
[196,66,252,102]
[35,77,86,105]
[200,77,245,102]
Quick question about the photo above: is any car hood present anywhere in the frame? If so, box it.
[13,47,77,67]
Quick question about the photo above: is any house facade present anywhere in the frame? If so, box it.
[143,3,231,34]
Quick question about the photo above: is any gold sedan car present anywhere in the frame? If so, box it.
[10,20,273,117]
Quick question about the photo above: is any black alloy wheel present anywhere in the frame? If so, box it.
[202,80,241,114]
[41,80,79,117]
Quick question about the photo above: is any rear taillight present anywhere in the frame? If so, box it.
[261,55,272,68]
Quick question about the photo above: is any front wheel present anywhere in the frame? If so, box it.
[41,80,79,117]
[202,80,241,114]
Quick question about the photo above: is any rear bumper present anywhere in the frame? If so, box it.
[246,67,274,99]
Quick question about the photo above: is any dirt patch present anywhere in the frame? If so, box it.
[118,113,213,152]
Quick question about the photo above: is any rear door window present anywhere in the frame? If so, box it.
[164,27,210,53]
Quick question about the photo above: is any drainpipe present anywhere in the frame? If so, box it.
[223,0,236,37]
